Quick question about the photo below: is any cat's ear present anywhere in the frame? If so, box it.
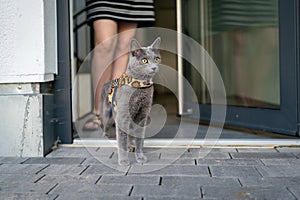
[150,37,161,50]
[131,38,142,57]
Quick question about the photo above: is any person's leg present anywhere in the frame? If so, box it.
[111,22,138,79]
[84,19,118,130]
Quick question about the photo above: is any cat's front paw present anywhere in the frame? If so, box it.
[136,153,147,164]
[118,158,130,166]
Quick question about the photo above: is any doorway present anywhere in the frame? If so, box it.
[71,0,299,143]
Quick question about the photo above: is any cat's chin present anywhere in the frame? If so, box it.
[136,153,147,164]
[147,73,156,78]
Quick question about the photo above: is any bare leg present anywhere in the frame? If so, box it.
[84,21,137,131]
[84,20,117,130]
[111,22,138,79]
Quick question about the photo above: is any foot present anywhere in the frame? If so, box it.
[118,158,130,166]
[136,153,147,164]
[118,150,130,166]
[103,131,116,139]
[82,114,103,131]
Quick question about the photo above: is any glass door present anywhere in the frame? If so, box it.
[180,0,299,136]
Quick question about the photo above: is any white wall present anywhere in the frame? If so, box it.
[0,0,57,83]
[0,94,44,157]
[0,0,57,157]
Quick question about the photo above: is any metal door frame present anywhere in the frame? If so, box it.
[55,0,73,143]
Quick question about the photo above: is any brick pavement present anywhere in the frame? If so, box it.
[0,146,299,199]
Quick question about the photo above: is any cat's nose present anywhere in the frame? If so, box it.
[152,67,156,71]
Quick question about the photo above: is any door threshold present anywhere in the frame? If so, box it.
[71,138,300,148]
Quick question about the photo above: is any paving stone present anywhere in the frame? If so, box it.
[83,155,124,166]
[0,164,48,174]
[197,159,262,166]
[128,165,209,176]
[239,177,300,187]
[160,151,230,160]
[88,147,117,159]
[99,175,159,185]
[202,186,296,200]
[0,157,29,164]
[81,164,129,175]
[230,152,296,159]
[50,182,132,196]
[109,152,160,164]
[154,148,188,159]
[81,157,109,165]
[142,147,163,152]
[140,152,161,160]
[150,148,188,154]
[93,153,165,167]
[0,193,57,200]
[236,148,278,152]
[256,165,300,177]
[159,151,199,159]
[38,174,100,185]
[56,194,141,200]
[0,174,44,184]
[46,147,95,158]
[209,166,261,178]
[161,176,241,187]
[131,185,201,198]
[37,164,88,175]
[276,147,300,153]
[96,147,117,154]
[275,148,300,158]
[111,151,161,161]
[145,158,196,165]
[261,158,300,166]
[82,156,120,166]
[23,157,85,165]
[287,186,300,198]
[293,152,300,158]
[144,197,199,200]
[199,152,231,159]
[0,181,56,194]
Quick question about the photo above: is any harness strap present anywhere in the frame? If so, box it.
[108,80,119,117]
[107,73,153,115]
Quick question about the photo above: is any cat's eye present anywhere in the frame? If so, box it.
[141,58,148,64]
[154,57,161,63]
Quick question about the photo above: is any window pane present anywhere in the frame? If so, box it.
[184,0,280,109]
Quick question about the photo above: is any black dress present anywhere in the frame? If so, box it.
[86,0,156,27]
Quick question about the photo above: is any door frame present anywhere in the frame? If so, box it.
[55,0,73,143]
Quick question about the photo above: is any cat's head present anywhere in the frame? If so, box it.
[127,37,161,80]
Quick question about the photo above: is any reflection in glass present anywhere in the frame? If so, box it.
[183,0,280,109]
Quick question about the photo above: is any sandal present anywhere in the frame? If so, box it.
[82,114,103,131]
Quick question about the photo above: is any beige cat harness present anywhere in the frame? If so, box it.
[108,73,153,114]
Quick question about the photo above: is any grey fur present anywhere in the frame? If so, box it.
[101,37,161,165]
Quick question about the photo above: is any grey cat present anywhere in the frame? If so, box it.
[102,37,161,166]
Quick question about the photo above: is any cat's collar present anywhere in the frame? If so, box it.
[115,73,153,89]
